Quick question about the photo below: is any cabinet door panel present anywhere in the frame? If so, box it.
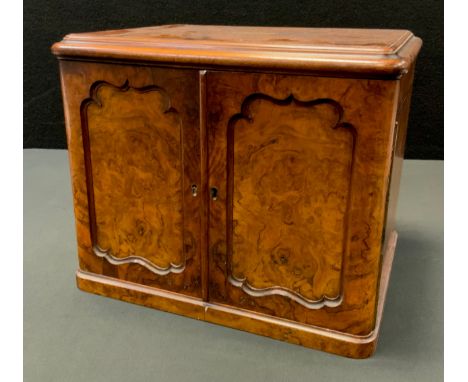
[228,94,355,306]
[207,71,397,334]
[86,81,185,273]
[60,62,202,297]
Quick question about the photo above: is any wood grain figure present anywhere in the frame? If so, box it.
[52,25,422,358]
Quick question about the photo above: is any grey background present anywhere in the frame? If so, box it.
[24,149,443,381]
[24,0,443,159]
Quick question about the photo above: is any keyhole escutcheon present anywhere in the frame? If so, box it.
[210,187,218,201]
[191,184,198,197]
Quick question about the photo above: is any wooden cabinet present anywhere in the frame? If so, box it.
[52,25,422,358]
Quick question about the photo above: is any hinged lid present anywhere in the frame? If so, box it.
[52,24,422,78]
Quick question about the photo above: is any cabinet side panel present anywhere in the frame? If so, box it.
[58,61,202,297]
[59,60,102,275]
[384,65,416,242]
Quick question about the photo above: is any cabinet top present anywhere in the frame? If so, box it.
[51,24,422,78]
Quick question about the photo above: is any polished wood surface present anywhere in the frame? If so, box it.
[51,25,422,78]
[229,94,354,305]
[207,72,398,334]
[75,230,397,359]
[85,81,185,274]
[53,25,421,358]
[58,61,202,296]
[57,25,412,53]
[383,64,416,249]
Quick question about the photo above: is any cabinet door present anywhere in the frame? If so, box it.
[206,71,397,334]
[60,62,202,297]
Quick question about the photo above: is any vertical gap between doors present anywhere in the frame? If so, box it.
[199,70,209,302]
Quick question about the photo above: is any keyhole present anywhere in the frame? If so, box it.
[191,184,198,197]
[210,187,218,201]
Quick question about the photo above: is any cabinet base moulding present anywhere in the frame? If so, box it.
[76,230,397,359]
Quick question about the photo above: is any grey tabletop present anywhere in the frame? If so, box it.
[24,149,443,382]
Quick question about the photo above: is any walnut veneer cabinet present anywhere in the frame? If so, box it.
[52,25,422,358]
